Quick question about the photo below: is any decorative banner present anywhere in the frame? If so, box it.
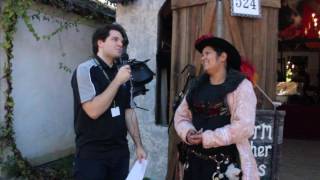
[231,0,261,18]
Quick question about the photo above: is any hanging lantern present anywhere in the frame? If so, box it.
[279,0,320,48]
[300,0,320,48]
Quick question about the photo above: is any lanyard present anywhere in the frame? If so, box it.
[93,58,143,110]
[93,58,117,107]
[93,58,113,82]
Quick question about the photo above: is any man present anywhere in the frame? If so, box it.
[71,24,146,180]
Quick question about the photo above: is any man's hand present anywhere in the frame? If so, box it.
[136,146,147,163]
[115,65,131,85]
[82,65,131,119]
[125,109,146,163]
[186,129,203,145]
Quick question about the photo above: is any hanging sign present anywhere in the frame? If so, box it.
[231,0,261,18]
[250,110,285,179]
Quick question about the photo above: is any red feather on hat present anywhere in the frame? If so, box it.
[194,34,213,46]
[240,57,258,86]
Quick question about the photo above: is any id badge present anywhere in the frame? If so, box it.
[111,106,120,117]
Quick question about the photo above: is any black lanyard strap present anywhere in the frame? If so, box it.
[93,58,116,107]
[93,58,112,82]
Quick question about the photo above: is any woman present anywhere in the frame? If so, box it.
[174,34,259,180]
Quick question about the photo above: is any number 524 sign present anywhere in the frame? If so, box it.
[231,0,261,18]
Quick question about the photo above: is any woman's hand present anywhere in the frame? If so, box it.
[186,129,203,145]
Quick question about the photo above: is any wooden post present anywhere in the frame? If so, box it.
[167,1,281,179]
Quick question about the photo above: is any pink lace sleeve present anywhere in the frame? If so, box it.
[174,97,196,143]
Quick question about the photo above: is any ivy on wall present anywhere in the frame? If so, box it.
[0,0,114,178]
[109,0,137,5]
[0,0,42,178]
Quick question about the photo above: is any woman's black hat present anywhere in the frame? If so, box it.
[195,34,241,70]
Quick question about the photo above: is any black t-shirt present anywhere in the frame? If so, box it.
[71,56,131,159]
[186,69,245,158]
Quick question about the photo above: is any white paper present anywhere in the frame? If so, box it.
[126,159,148,180]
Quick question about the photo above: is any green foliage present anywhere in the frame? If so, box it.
[109,0,137,5]
[37,155,74,179]
[1,0,26,175]
[0,0,74,179]
[1,153,39,179]
[59,62,72,73]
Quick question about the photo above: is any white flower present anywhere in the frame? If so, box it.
[225,163,241,180]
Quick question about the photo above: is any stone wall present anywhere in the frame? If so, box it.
[117,1,168,179]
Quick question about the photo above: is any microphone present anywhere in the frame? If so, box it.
[120,52,129,65]
[181,64,196,78]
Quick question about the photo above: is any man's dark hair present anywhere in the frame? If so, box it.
[92,23,129,55]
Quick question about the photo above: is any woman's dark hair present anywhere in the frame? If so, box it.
[92,23,129,55]
[213,47,223,56]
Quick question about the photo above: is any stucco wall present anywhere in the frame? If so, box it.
[117,1,168,179]
[9,5,98,165]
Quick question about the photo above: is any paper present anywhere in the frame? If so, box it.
[126,159,148,180]
[111,106,120,117]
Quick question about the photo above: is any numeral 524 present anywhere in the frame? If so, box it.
[235,0,257,9]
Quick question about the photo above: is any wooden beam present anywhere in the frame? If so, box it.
[171,0,207,10]
[172,0,281,10]
[201,0,216,34]
[261,0,281,8]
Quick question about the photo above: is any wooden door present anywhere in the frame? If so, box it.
[167,0,281,179]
